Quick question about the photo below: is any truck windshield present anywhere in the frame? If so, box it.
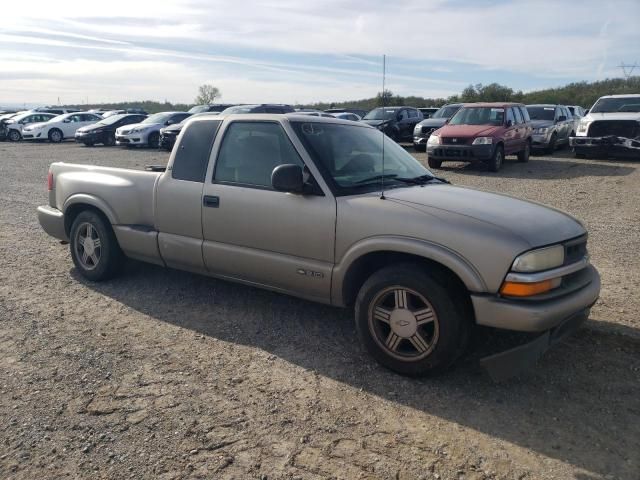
[526,106,556,120]
[363,108,398,120]
[449,107,504,126]
[590,97,640,113]
[291,122,432,195]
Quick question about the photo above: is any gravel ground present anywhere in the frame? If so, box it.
[0,141,639,480]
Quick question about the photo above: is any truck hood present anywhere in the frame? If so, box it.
[385,185,585,247]
[436,124,501,137]
[585,112,640,122]
[416,118,448,128]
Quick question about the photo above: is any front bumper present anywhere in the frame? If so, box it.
[116,132,146,145]
[413,134,429,145]
[427,143,494,161]
[37,205,68,241]
[531,133,552,149]
[75,131,103,144]
[159,133,177,150]
[472,265,600,332]
[570,135,640,156]
[22,131,45,140]
[472,264,600,380]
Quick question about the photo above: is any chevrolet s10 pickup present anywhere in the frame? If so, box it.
[38,114,600,380]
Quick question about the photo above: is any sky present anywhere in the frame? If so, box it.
[1,0,639,107]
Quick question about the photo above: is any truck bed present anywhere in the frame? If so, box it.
[49,162,162,228]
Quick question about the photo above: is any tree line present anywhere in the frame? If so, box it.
[62,76,639,113]
[306,76,640,111]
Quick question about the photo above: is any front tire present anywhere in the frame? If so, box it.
[355,264,469,377]
[427,156,442,169]
[546,133,557,154]
[70,210,124,282]
[487,144,504,172]
[49,128,63,143]
[517,140,530,162]
[147,132,159,148]
[8,129,21,142]
[104,133,116,146]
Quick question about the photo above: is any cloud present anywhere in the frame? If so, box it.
[1,0,638,105]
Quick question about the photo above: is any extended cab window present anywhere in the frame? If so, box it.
[172,120,221,182]
[214,122,303,188]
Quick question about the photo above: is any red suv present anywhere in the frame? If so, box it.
[426,102,532,171]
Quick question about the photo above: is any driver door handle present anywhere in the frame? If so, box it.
[203,195,219,208]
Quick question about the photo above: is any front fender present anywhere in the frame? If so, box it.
[331,236,488,306]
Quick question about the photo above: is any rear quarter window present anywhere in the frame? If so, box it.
[171,120,221,182]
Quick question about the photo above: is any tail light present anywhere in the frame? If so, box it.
[47,171,54,191]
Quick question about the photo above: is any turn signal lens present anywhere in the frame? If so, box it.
[47,171,54,191]
[500,278,561,297]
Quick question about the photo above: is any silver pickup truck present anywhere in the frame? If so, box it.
[38,114,600,380]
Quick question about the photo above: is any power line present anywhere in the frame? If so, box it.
[618,62,638,79]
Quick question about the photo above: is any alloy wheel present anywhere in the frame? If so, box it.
[368,286,439,362]
[74,222,102,270]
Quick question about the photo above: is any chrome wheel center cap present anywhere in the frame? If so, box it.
[389,309,417,338]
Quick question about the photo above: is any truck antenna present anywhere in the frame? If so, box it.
[380,54,386,200]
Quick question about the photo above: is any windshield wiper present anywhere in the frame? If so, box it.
[354,174,398,184]
[396,174,450,185]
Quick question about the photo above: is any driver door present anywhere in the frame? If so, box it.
[200,120,336,302]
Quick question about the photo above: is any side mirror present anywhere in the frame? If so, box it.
[63,118,71,123]
[506,120,513,127]
[272,164,304,193]
[584,109,589,115]
[558,115,567,122]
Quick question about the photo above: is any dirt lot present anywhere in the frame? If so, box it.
[0,141,639,480]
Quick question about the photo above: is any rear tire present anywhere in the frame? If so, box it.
[49,128,63,143]
[517,140,530,162]
[69,210,124,282]
[487,144,504,172]
[147,132,159,148]
[354,264,469,377]
[427,157,442,169]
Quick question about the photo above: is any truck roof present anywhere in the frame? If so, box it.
[191,112,374,128]
[598,94,640,99]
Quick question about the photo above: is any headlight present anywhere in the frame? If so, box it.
[427,134,440,145]
[6,120,15,124]
[511,245,565,272]
[472,137,493,145]
[577,120,591,134]
[414,125,421,133]
[534,127,549,134]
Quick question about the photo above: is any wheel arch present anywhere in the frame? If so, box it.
[333,238,487,308]
[63,195,118,236]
